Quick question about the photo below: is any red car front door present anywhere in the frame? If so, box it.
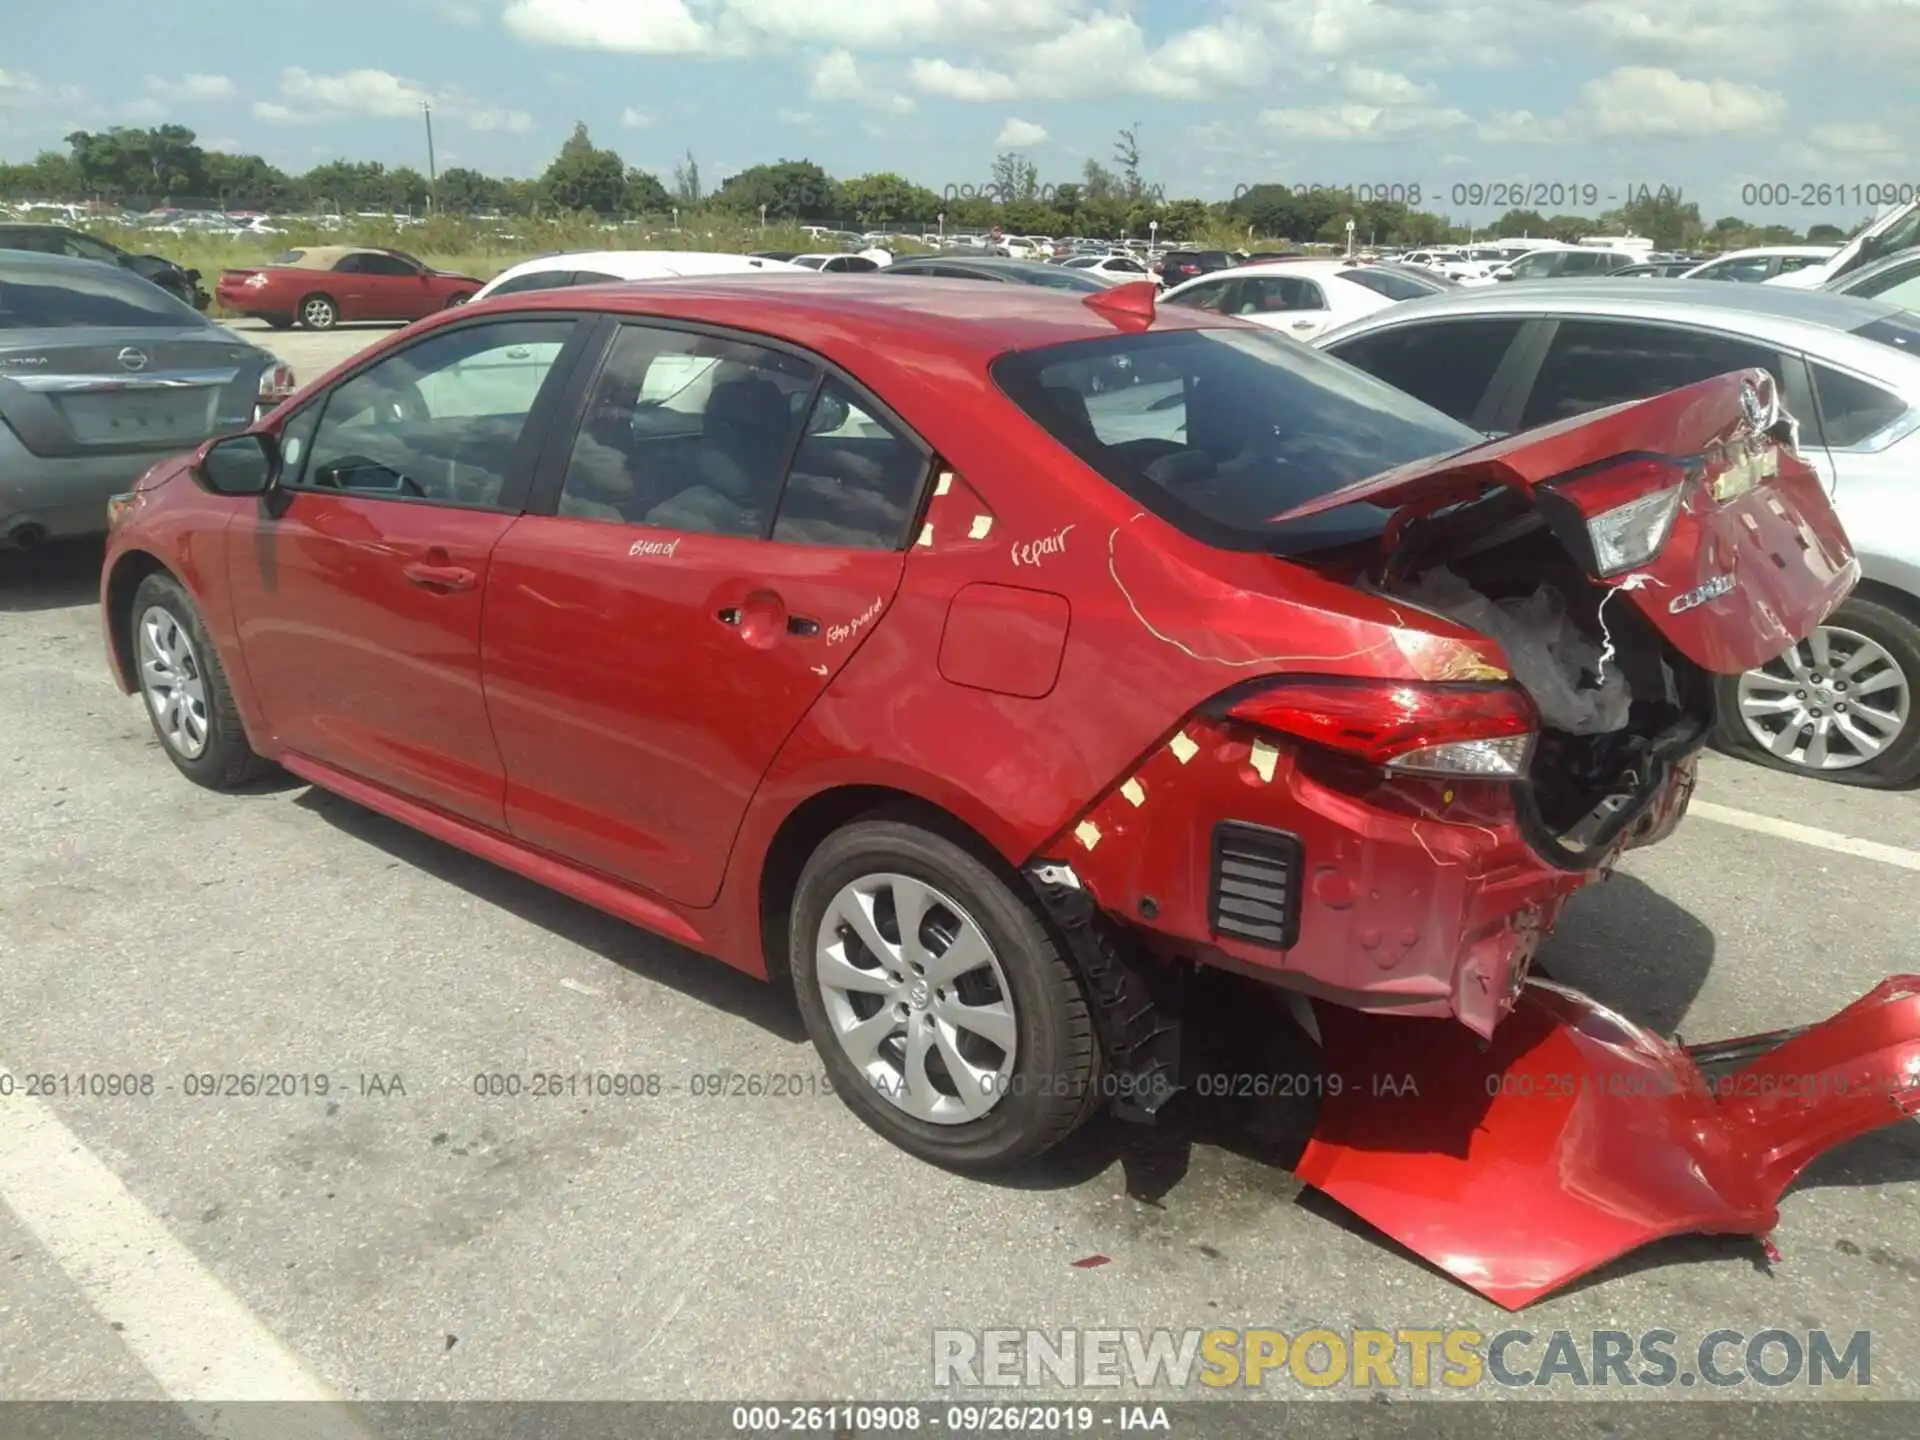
[480,322,932,906]
[226,315,585,826]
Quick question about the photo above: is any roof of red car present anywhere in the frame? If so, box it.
[479,273,1220,365]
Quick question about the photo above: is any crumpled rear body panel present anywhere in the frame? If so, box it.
[1296,976,1920,1309]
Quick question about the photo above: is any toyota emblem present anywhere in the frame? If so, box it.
[1739,378,1768,429]
[117,347,150,372]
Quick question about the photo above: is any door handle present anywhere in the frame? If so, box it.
[716,606,742,625]
[402,562,475,591]
[786,615,820,637]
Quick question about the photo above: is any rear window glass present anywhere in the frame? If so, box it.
[1812,364,1910,447]
[487,270,573,296]
[0,266,208,328]
[1338,267,1435,301]
[1853,314,1920,356]
[990,327,1482,555]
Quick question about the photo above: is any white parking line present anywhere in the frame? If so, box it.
[1689,800,1920,872]
[0,1065,377,1436]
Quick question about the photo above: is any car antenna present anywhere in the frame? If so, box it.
[1082,280,1157,330]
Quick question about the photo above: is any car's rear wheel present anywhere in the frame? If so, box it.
[129,572,271,790]
[790,817,1101,1171]
[299,294,338,330]
[1713,594,1920,787]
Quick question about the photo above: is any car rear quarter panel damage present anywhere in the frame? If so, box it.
[713,342,1550,1026]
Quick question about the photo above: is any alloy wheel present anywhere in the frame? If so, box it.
[814,873,1018,1125]
[1734,624,1911,772]
[137,605,211,759]
[302,297,335,328]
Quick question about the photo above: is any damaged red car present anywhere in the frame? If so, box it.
[102,276,1906,1307]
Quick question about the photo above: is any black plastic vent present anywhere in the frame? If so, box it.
[1209,822,1303,950]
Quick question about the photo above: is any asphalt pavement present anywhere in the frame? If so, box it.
[3,319,1919,1429]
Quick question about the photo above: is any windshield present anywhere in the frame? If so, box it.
[990,326,1482,555]
[1853,314,1920,356]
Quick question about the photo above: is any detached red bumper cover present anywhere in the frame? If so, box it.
[1296,976,1920,1309]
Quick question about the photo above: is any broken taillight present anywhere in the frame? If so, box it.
[1223,678,1537,777]
[257,362,297,412]
[1536,457,1687,578]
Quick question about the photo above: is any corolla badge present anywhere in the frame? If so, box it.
[1669,573,1737,614]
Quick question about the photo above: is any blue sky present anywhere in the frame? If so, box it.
[2,0,1916,221]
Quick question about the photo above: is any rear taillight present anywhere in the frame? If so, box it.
[1223,678,1537,778]
[1537,458,1686,578]
[258,362,297,408]
[243,273,269,288]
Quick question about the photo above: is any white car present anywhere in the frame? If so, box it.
[791,252,886,272]
[1157,260,1444,341]
[1770,200,1920,289]
[1679,246,1839,284]
[1059,253,1156,284]
[472,248,806,301]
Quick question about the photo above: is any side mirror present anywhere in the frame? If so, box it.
[807,391,852,434]
[197,432,280,495]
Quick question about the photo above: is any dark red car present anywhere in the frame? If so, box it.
[215,245,481,330]
[101,276,1919,1307]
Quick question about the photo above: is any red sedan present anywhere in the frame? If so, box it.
[101,276,1915,1305]
[214,245,481,330]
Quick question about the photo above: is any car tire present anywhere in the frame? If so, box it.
[298,294,338,330]
[790,815,1102,1172]
[446,293,472,308]
[128,572,272,791]
[1712,593,1920,788]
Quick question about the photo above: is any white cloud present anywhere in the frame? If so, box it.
[502,0,713,54]
[908,58,1019,102]
[1260,101,1471,141]
[253,67,533,132]
[1342,67,1437,106]
[620,106,654,128]
[995,117,1048,147]
[807,49,914,111]
[718,0,1085,49]
[0,68,55,108]
[175,73,237,101]
[1579,65,1786,136]
[911,14,1271,102]
[1806,121,1907,158]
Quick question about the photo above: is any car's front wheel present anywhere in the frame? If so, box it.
[1713,594,1920,787]
[790,816,1101,1171]
[129,572,271,790]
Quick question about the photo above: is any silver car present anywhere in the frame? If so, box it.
[1825,248,1920,309]
[0,249,288,548]
[1314,279,1920,787]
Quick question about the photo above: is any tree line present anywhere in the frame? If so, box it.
[0,120,1847,251]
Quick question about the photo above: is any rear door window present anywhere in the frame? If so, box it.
[1518,320,1783,429]
[1321,317,1526,426]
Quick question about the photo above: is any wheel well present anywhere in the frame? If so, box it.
[756,785,1010,997]
[104,550,170,689]
[1848,577,1920,628]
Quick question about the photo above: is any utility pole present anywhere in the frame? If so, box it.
[421,101,437,213]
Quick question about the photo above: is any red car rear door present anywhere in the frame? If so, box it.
[225,314,589,826]
[480,320,931,907]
